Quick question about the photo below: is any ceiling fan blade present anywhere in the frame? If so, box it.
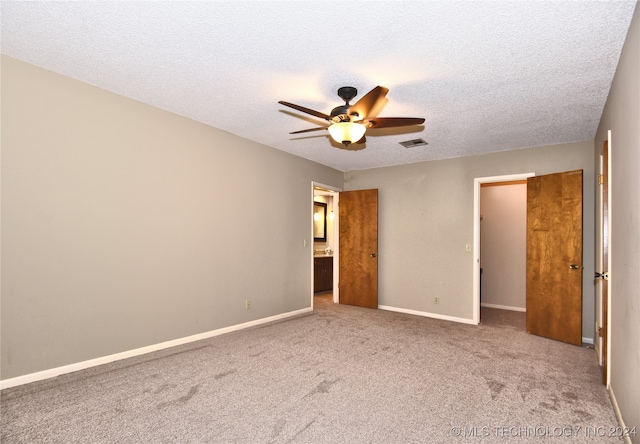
[348,86,389,120]
[278,101,331,121]
[365,117,425,129]
[290,126,328,134]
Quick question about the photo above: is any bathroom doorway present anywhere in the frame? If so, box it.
[312,182,341,308]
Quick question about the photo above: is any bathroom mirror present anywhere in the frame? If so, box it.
[313,202,327,242]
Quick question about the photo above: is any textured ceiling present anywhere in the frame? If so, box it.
[1,1,636,172]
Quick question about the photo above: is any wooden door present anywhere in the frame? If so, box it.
[599,142,609,384]
[526,170,583,345]
[339,189,378,308]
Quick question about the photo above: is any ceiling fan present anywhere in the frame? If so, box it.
[278,86,425,147]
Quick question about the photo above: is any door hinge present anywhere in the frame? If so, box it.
[598,326,603,337]
[598,174,604,185]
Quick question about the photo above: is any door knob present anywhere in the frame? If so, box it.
[370,253,377,258]
[569,264,580,269]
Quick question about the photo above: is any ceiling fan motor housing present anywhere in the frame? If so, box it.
[330,105,350,119]
[332,86,358,120]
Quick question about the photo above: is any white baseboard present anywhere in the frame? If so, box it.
[379,304,595,345]
[609,384,633,444]
[480,302,526,312]
[378,305,477,325]
[0,307,312,390]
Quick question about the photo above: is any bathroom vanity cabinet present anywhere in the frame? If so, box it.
[314,256,333,293]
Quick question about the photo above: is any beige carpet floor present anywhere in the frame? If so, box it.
[1,295,621,443]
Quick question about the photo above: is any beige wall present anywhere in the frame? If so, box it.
[594,2,639,440]
[1,56,344,380]
[3,6,637,419]
[345,140,595,334]
[480,183,527,310]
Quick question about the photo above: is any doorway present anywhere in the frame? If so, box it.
[311,184,379,310]
[312,182,341,308]
[473,173,535,324]
[480,180,528,322]
[475,171,585,345]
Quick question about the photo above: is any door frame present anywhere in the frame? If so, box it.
[605,131,612,387]
[596,148,604,363]
[473,172,535,324]
[312,181,342,306]
[596,131,612,386]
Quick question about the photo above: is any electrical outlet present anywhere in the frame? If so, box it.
[245,300,251,310]
[434,297,440,304]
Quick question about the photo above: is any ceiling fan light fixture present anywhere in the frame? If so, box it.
[328,122,366,146]
[279,85,424,148]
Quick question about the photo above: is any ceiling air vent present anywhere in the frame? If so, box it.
[399,138,429,148]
